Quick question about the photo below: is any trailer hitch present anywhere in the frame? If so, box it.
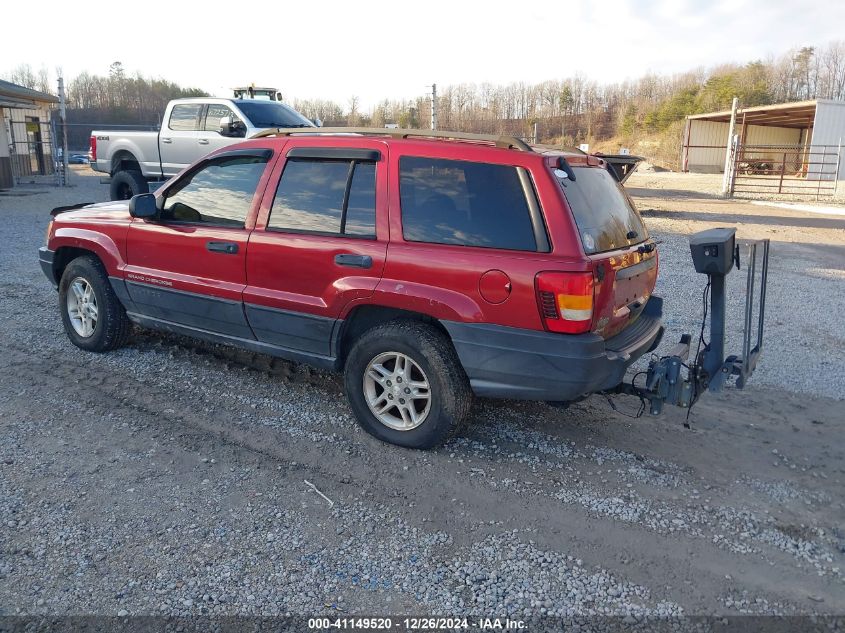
[612,228,770,417]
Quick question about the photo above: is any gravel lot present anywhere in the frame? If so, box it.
[627,171,845,399]
[0,167,843,623]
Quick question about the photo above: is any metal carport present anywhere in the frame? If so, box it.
[681,99,845,198]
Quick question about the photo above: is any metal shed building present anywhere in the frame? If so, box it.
[681,99,845,197]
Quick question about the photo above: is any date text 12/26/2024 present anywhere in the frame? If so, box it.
[308,617,526,631]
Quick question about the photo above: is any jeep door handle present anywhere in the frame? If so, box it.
[334,253,372,269]
[206,241,239,254]
[198,139,209,145]
[161,138,172,144]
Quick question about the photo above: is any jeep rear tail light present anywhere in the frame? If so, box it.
[89,135,96,162]
[536,272,594,334]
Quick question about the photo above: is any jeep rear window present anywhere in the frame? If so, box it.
[556,166,648,254]
[399,157,537,251]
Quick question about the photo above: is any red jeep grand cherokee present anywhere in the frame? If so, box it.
[39,128,662,449]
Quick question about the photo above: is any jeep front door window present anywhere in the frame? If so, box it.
[161,155,268,227]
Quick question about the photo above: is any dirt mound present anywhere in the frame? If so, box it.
[637,160,670,173]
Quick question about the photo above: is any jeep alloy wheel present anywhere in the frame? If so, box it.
[344,320,472,449]
[363,351,432,431]
[66,277,98,338]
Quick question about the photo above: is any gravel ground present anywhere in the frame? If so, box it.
[627,171,845,398]
[630,170,845,204]
[0,167,843,622]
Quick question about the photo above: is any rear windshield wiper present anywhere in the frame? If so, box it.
[555,156,576,182]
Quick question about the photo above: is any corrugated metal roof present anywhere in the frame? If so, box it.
[0,93,41,108]
[686,100,819,128]
[0,98,37,109]
[0,79,59,104]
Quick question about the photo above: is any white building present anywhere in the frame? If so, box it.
[0,79,59,189]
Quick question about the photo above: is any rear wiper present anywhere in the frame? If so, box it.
[556,156,577,182]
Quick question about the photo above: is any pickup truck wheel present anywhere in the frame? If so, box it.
[110,170,148,200]
[59,256,131,352]
[344,320,472,449]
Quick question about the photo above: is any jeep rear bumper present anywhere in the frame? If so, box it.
[443,296,664,401]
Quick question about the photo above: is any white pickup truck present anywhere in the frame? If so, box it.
[89,97,315,200]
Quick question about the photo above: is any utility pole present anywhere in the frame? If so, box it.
[430,83,437,130]
[57,76,69,186]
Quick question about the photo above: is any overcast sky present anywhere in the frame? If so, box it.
[6,0,843,109]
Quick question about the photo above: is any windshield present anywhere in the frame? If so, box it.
[556,166,648,255]
[236,101,315,129]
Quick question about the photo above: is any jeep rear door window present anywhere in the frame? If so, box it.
[268,159,376,237]
[160,155,268,227]
[344,162,376,236]
[168,104,202,131]
[557,166,648,254]
[399,157,536,251]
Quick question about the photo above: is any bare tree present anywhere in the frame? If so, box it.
[818,41,845,100]
[3,64,37,89]
[347,95,361,126]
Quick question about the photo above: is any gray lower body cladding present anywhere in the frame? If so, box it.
[109,277,340,371]
[245,304,335,357]
[39,247,57,288]
[41,265,662,403]
[443,296,664,401]
[124,280,254,340]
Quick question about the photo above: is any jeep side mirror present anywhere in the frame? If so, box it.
[129,193,157,219]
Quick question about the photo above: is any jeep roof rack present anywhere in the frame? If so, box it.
[251,127,534,152]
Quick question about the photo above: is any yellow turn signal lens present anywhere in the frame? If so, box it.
[557,293,593,322]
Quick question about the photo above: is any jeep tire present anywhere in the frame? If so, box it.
[344,320,472,449]
[59,256,131,352]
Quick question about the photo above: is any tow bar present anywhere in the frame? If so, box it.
[613,227,770,417]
